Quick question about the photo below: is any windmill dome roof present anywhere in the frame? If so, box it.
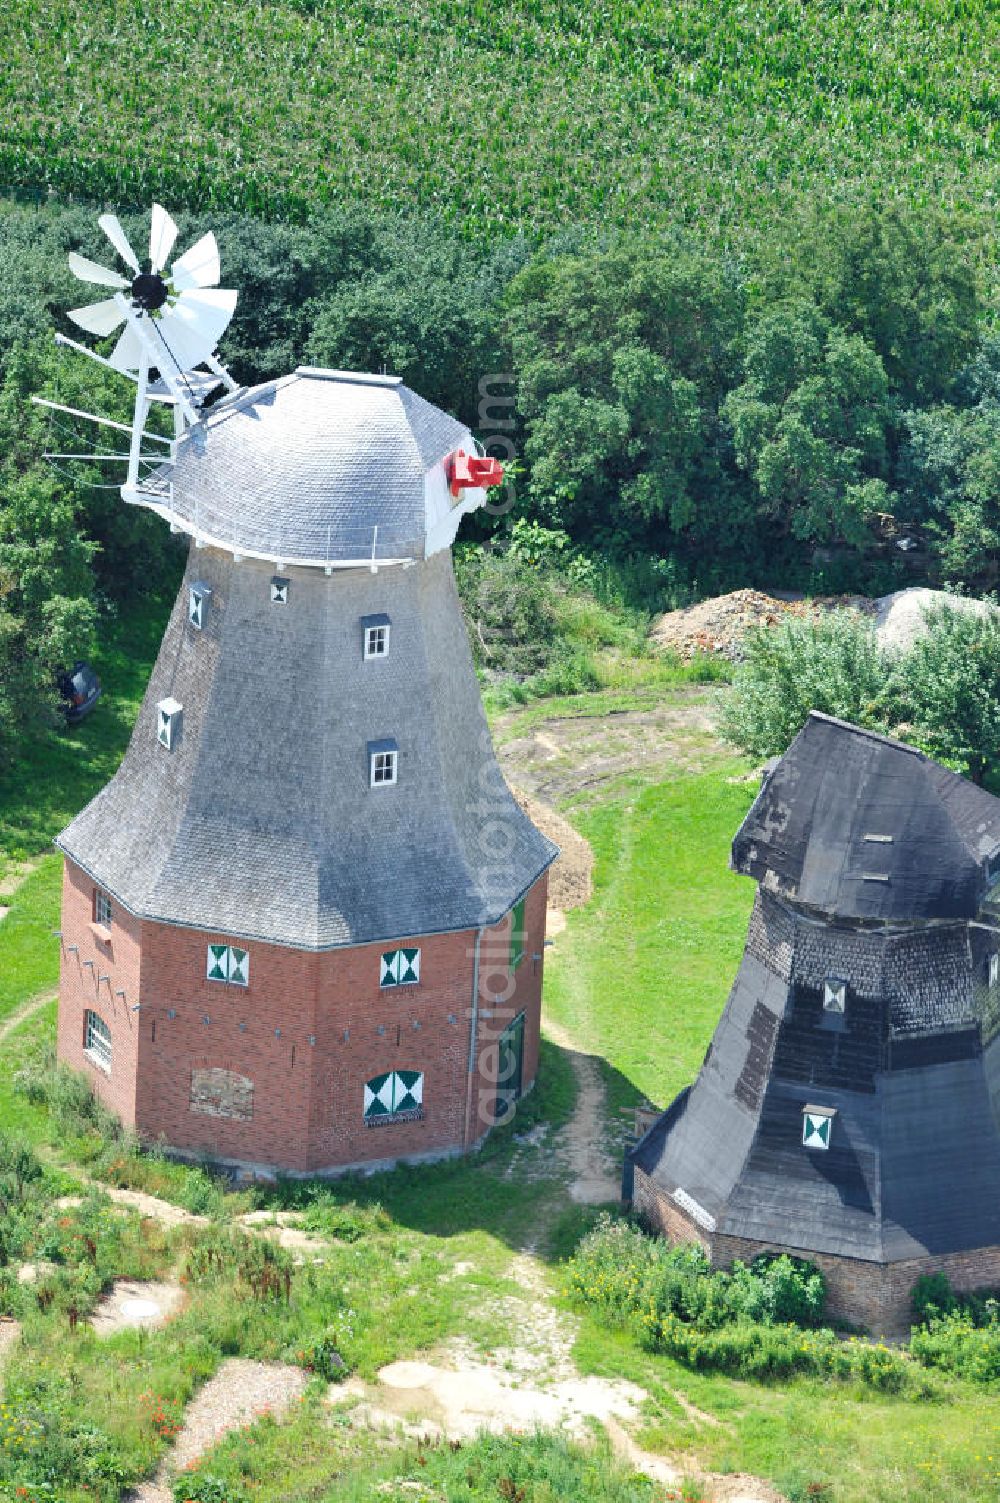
[146,368,474,566]
[732,712,1000,921]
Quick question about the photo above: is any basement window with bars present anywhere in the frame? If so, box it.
[381,948,420,987]
[93,889,113,929]
[368,739,398,787]
[84,1010,112,1074]
[509,897,526,969]
[364,1069,424,1124]
[206,944,250,987]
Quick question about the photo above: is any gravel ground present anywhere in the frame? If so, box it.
[129,1359,311,1502]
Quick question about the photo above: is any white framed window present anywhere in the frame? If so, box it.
[84,1010,112,1073]
[270,576,289,605]
[157,697,182,751]
[188,581,211,630]
[368,738,398,787]
[823,977,847,1015]
[989,953,999,987]
[206,943,250,987]
[362,613,391,660]
[381,948,421,987]
[93,888,113,929]
[802,1104,836,1151]
[364,1069,423,1123]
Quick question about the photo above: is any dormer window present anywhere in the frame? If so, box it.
[157,698,182,751]
[362,613,391,660]
[188,582,211,630]
[270,577,289,605]
[823,978,847,1015]
[368,738,398,787]
[802,1104,836,1151]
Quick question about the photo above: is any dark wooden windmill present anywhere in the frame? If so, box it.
[628,712,1000,1331]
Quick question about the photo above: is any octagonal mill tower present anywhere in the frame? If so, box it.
[55,368,556,1174]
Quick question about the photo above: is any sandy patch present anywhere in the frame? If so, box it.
[91,1278,185,1334]
[872,586,996,653]
[510,787,593,910]
[16,1260,57,1285]
[338,1355,647,1442]
[238,1210,329,1255]
[101,1186,208,1226]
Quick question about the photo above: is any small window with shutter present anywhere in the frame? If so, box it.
[188,581,211,630]
[156,698,182,751]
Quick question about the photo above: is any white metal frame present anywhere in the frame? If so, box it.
[370,749,398,787]
[84,1010,112,1073]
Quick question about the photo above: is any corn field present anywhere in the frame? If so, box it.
[1,0,999,235]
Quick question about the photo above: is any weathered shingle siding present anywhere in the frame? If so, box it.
[57,547,556,949]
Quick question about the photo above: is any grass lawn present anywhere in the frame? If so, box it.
[0,590,172,865]
[572,1318,1000,1503]
[0,855,63,1022]
[543,764,757,1115]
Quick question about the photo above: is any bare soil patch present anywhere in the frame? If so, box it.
[91,1278,185,1335]
[510,787,593,911]
[496,689,723,805]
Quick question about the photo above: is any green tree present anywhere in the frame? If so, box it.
[896,603,1000,785]
[898,401,1000,589]
[761,204,982,405]
[723,301,891,547]
[505,241,744,552]
[721,611,892,760]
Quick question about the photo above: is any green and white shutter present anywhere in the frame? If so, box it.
[802,1104,836,1151]
[364,1069,424,1120]
[207,943,229,982]
[157,697,182,751]
[380,948,420,987]
[206,943,250,986]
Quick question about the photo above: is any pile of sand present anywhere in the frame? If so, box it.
[510,787,593,910]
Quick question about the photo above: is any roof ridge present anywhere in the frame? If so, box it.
[806,711,927,761]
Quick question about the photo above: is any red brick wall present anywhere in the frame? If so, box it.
[713,1232,1000,1335]
[57,858,549,1174]
[57,862,143,1127]
[469,872,548,1143]
[633,1165,1000,1334]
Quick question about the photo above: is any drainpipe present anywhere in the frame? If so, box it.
[463,926,485,1150]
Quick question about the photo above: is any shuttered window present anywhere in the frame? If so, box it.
[364,1070,424,1123]
[206,944,250,987]
[380,948,420,987]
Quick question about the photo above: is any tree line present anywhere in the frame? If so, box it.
[0,194,997,757]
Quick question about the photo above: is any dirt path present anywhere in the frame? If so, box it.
[494,687,725,806]
[129,1359,310,1503]
[542,1017,621,1205]
[0,989,56,1047]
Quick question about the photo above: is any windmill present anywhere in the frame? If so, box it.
[35,205,239,501]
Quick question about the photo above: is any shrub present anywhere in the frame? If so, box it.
[910,1313,1000,1385]
[721,609,892,760]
